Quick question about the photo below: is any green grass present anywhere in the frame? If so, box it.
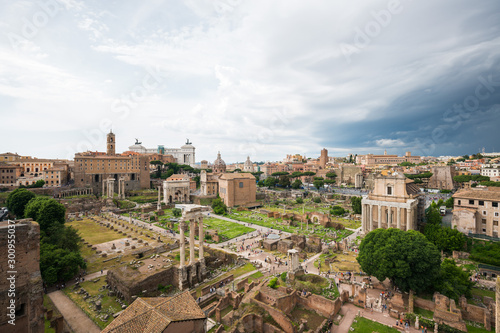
[247,271,264,283]
[203,217,255,242]
[194,262,256,297]
[414,307,434,319]
[466,323,492,333]
[67,219,125,245]
[350,317,399,333]
[224,210,353,242]
[127,195,157,203]
[63,278,127,329]
[471,287,496,300]
[290,306,326,331]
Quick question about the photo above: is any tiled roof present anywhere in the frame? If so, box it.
[405,183,421,195]
[219,173,256,180]
[102,292,205,333]
[453,187,500,201]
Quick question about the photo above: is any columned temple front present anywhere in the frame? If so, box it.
[361,173,423,234]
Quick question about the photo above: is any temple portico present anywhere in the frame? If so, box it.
[361,199,418,232]
[178,207,207,290]
[361,172,423,234]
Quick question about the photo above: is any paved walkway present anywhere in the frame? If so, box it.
[48,290,101,333]
[333,303,421,333]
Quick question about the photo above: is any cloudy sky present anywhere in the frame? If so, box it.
[1,0,500,163]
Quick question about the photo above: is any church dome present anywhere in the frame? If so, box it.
[213,152,226,173]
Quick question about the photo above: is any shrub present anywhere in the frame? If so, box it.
[268,277,278,289]
[280,272,287,282]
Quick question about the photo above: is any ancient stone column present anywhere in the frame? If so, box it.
[377,205,382,229]
[198,217,204,260]
[189,220,195,264]
[397,207,401,230]
[157,186,161,210]
[406,208,411,231]
[369,205,373,231]
[179,222,185,268]
[388,207,392,228]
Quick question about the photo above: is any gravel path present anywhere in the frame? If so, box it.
[48,290,101,333]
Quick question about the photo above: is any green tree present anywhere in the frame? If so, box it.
[351,196,362,214]
[423,224,466,253]
[264,177,277,187]
[296,197,304,204]
[444,197,454,208]
[326,172,337,180]
[291,179,302,189]
[150,160,163,178]
[437,259,473,301]
[290,171,303,179]
[357,229,441,293]
[330,205,345,216]
[6,188,36,217]
[278,175,291,188]
[426,207,442,225]
[172,208,182,217]
[271,171,289,177]
[257,180,265,187]
[313,179,324,190]
[40,243,86,284]
[211,197,227,215]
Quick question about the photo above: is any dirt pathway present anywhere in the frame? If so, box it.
[48,290,101,333]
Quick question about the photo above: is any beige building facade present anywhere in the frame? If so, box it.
[0,164,22,187]
[163,174,190,203]
[200,170,219,196]
[361,173,423,233]
[218,173,256,207]
[74,131,150,194]
[356,151,421,166]
[452,187,500,237]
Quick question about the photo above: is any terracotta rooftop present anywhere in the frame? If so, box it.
[102,291,206,333]
[219,173,256,180]
[405,182,421,195]
[453,187,500,201]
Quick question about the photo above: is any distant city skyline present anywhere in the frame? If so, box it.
[1,1,499,162]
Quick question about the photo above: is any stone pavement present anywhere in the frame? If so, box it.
[48,290,101,333]
[333,303,422,333]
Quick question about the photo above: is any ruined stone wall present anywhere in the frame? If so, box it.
[0,219,44,333]
[251,298,294,333]
[106,266,177,303]
[274,293,296,315]
[461,304,488,324]
[414,297,435,312]
[296,293,338,318]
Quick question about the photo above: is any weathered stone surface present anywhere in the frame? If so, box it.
[0,219,44,333]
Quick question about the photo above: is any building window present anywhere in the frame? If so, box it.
[483,229,486,233]
[493,202,498,207]
[495,212,499,217]
[239,182,243,188]
[483,211,487,215]
[479,201,484,206]
[482,219,486,224]
[494,221,498,226]
[387,186,392,195]
[469,200,474,205]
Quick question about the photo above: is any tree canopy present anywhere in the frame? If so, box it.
[330,205,345,216]
[437,259,473,301]
[357,228,441,293]
[211,197,227,215]
[423,223,466,253]
[291,179,302,189]
[453,175,489,183]
[351,196,362,214]
[6,188,36,217]
[313,179,324,190]
[325,172,337,179]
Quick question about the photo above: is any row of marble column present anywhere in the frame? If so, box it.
[102,178,125,199]
[179,218,204,268]
[59,188,92,198]
[362,203,414,232]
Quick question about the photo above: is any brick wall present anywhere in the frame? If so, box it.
[0,219,44,333]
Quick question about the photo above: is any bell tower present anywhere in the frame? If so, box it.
[107,130,115,155]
